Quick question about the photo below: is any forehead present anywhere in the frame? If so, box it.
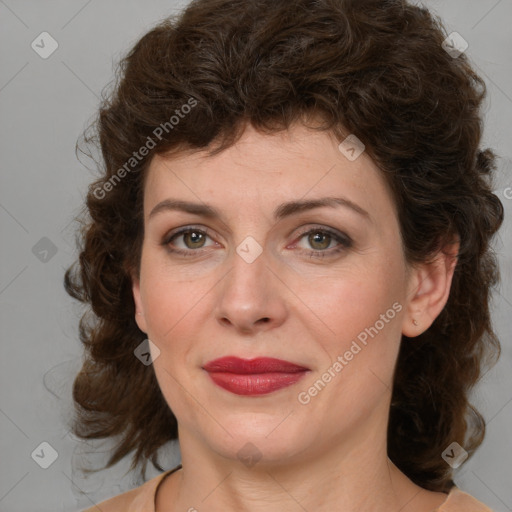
[143,123,395,221]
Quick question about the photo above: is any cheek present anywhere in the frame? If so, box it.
[319,264,403,334]
[139,268,206,405]
[142,277,205,344]
[302,277,404,426]
[312,256,406,377]
[138,249,214,338]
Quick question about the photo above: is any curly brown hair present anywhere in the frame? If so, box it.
[64,0,504,492]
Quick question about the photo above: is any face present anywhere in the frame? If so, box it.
[132,123,415,467]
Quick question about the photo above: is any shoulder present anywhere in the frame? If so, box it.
[79,470,174,512]
[438,487,493,511]
[80,485,140,512]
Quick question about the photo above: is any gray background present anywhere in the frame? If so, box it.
[0,0,511,511]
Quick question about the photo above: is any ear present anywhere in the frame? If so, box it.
[402,237,459,337]
[131,271,148,333]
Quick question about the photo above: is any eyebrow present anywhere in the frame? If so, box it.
[148,196,371,222]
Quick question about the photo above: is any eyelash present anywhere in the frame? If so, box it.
[161,225,352,259]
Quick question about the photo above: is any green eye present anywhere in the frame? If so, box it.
[163,225,352,259]
[294,227,352,258]
[163,227,215,256]
[181,230,207,249]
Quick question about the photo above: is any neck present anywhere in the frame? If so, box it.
[157,423,434,512]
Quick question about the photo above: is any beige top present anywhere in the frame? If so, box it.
[81,464,493,511]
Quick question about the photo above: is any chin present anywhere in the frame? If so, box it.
[199,417,314,467]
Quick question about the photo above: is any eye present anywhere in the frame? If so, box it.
[162,226,217,256]
[293,226,352,258]
[161,225,352,259]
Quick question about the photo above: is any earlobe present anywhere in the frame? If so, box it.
[402,239,459,338]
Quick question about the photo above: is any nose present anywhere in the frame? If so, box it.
[214,245,288,335]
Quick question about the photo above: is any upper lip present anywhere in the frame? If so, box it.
[203,356,309,374]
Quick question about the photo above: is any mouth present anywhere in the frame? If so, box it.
[202,356,310,396]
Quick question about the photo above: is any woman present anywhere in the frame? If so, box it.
[65,0,504,510]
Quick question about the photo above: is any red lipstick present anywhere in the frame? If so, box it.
[203,357,309,396]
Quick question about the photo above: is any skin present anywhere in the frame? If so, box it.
[131,122,458,512]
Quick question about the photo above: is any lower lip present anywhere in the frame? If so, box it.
[205,371,308,395]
